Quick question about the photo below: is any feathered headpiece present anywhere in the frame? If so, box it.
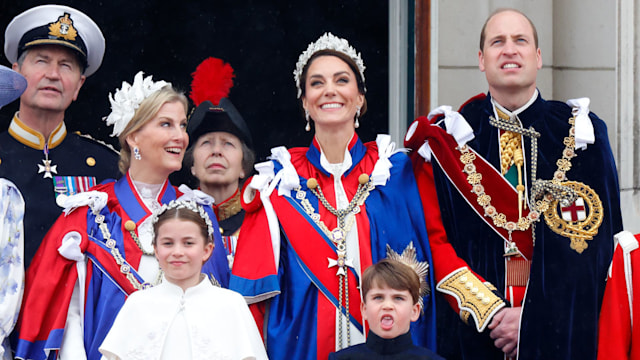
[189,57,235,106]
[103,71,170,137]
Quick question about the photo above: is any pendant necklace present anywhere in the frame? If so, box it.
[297,173,373,349]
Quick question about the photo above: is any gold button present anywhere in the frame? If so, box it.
[471,287,479,295]
[482,297,491,305]
[219,226,224,235]
[86,157,96,166]
[307,178,318,189]
[358,173,370,185]
[0,158,2,165]
[124,220,136,231]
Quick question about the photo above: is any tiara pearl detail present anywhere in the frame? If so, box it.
[151,200,215,240]
[293,32,366,98]
[103,71,170,137]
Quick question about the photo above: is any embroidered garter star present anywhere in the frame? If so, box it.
[38,159,57,178]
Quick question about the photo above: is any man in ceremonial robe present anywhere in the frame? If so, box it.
[405,8,622,359]
[1,5,119,267]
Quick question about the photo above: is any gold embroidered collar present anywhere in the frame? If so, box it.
[8,113,67,150]
[213,189,242,222]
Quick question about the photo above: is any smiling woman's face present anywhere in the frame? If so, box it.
[126,100,188,183]
[302,55,364,131]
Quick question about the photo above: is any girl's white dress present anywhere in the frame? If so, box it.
[99,276,268,360]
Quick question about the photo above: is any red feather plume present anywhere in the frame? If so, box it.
[189,57,235,106]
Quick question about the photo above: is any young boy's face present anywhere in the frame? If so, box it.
[361,284,420,339]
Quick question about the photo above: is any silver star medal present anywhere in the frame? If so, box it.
[328,250,354,276]
[38,159,57,178]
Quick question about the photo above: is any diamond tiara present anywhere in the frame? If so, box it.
[151,200,214,240]
[293,32,366,98]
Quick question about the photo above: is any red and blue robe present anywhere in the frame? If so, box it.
[597,231,640,360]
[14,173,229,360]
[230,136,437,360]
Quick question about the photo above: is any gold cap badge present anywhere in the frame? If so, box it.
[48,13,78,41]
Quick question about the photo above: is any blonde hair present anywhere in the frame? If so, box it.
[117,86,188,174]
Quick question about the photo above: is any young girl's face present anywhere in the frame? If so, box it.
[154,218,213,291]
[361,284,420,339]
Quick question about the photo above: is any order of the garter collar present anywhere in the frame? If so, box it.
[293,32,366,98]
[103,71,170,137]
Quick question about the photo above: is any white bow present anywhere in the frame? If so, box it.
[268,146,300,197]
[429,105,475,146]
[57,191,108,216]
[247,154,288,272]
[178,185,215,206]
[566,98,595,150]
[416,105,475,161]
[371,134,404,186]
[249,161,275,194]
[58,231,84,262]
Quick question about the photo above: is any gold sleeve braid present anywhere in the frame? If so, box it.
[436,267,506,332]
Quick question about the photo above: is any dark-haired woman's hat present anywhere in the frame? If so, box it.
[188,57,253,149]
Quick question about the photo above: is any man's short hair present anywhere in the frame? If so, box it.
[479,8,539,51]
[362,258,421,305]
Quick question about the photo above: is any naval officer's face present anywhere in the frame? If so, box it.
[14,45,85,115]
